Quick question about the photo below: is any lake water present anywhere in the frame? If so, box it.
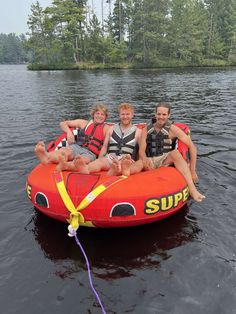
[0,64,236,314]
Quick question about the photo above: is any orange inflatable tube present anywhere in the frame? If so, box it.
[26,123,190,228]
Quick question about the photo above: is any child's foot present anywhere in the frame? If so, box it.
[55,155,68,172]
[108,159,121,176]
[74,156,89,174]
[191,190,206,202]
[35,141,49,165]
[121,155,132,177]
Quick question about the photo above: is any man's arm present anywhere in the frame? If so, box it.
[135,128,142,146]
[138,127,147,159]
[138,127,153,170]
[98,125,113,158]
[60,119,88,144]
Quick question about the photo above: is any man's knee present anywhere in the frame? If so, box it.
[170,149,181,158]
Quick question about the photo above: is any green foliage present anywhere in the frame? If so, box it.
[2,0,235,67]
[0,33,28,63]
[84,14,106,63]
[26,0,86,65]
[205,0,236,58]
[109,0,132,43]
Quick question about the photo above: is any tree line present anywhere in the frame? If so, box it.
[1,0,236,68]
[0,33,28,64]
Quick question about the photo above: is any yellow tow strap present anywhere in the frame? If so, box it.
[54,172,127,230]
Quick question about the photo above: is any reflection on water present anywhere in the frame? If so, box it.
[31,205,200,280]
[1,65,236,314]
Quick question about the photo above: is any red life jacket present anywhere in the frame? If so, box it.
[174,122,190,161]
[77,120,105,156]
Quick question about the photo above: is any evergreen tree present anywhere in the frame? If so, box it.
[26,1,55,64]
[84,14,105,62]
[0,33,27,64]
[24,0,235,67]
[109,0,132,43]
[130,0,170,65]
[26,0,87,65]
[45,0,86,63]
[205,0,236,59]
[167,0,208,63]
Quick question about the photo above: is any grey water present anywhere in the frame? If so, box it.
[0,64,236,314]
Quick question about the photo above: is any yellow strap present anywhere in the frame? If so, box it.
[77,175,127,210]
[56,180,78,215]
[54,172,85,230]
[54,172,127,230]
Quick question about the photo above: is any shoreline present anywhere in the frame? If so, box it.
[26,60,236,71]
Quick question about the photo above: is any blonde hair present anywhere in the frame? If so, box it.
[118,102,134,113]
[91,103,108,118]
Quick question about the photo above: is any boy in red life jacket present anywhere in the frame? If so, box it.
[34,104,110,167]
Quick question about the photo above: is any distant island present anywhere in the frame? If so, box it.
[1,0,236,69]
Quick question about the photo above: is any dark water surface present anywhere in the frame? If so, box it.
[0,65,236,314]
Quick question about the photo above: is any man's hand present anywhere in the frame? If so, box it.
[67,131,75,144]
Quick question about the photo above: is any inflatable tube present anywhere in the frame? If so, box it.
[26,123,191,228]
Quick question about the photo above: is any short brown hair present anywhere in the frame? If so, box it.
[91,103,108,118]
[118,102,134,113]
[156,102,171,114]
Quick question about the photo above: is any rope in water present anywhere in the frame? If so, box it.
[72,230,107,314]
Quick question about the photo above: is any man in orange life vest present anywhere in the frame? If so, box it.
[125,102,205,203]
[34,104,110,168]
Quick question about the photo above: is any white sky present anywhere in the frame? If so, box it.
[0,0,107,35]
[0,0,52,34]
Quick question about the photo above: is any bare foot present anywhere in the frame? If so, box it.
[191,190,206,202]
[108,159,121,176]
[55,154,69,172]
[35,141,49,165]
[121,155,132,176]
[74,156,89,174]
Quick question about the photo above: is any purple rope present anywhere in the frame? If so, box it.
[73,231,107,314]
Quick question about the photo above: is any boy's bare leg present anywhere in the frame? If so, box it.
[74,156,90,174]
[121,155,132,176]
[120,155,143,177]
[165,150,205,202]
[108,159,121,176]
[55,154,77,172]
[129,159,144,175]
[35,141,72,166]
[74,156,110,174]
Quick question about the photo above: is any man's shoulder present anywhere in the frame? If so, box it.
[169,124,184,138]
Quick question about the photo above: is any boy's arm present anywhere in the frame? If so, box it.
[138,127,153,170]
[138,127,147,159]
[98,126,113,158]
[60,119,87,144]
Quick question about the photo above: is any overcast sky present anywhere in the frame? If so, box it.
[0,1,52,34]
[0,0,105,35]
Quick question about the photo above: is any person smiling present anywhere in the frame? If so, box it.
[59,102,143,175]
[127,102,205,202]
[34,103,110,167]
